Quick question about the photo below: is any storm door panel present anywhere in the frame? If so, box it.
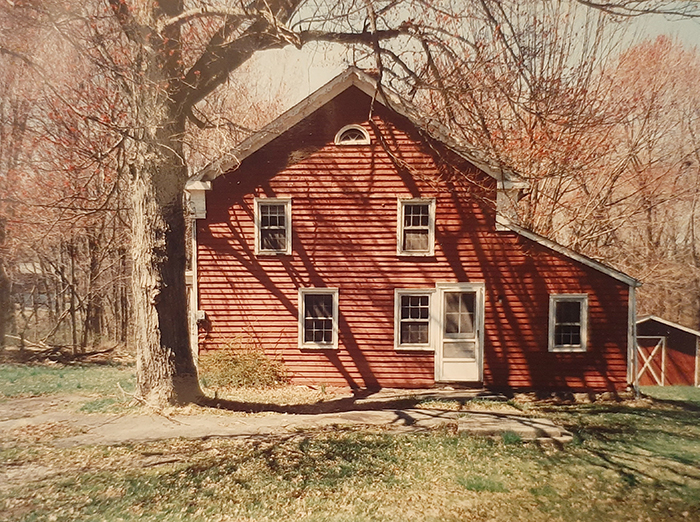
[436,285,484,382]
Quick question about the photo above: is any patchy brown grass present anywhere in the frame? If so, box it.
[2,363,699,521]
[6,421,88,443]
[1,388,699,521]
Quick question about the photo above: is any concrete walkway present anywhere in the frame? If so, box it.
[0,390,573,446]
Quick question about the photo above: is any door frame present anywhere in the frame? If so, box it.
[434,282,485,383]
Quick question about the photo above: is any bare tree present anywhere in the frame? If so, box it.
[0,5,131,355]
[2,0,698,404]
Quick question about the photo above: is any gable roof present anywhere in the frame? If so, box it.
[503,220,642,288]
[187,67,519,185]
[637,315,700,337]
[187,67,640,290]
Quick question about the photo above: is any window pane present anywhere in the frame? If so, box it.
[460,293,475,334]
[556,301,581,324]
[554,299,582,347]
[399,294,430,345]
[339,129,365,142]
[401,295,429,319]
[404,204,429,227]
[261,205,284,225]
[303,294,334,344]
[443,341,476,359]
[401,322,429,344]
[555,324,581,346]
[444,292,475,335]
[261,229,285,251]
[305,294,332,319]
[259,204,287,251]
[445,293,460,314]
[403,230,429,251]
[445,313,459,334]
[305,318,333,343]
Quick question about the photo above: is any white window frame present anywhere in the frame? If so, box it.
[254,197,292,255]
[298,288,339,350]
[394,288,436,351]
[334,124,371,145]
[548,294,588,352]
[397,198,436,256]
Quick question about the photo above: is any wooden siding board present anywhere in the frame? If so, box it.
[196,87,630,391]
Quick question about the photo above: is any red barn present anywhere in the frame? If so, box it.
[636,316,700,387]
[186,68,640,392]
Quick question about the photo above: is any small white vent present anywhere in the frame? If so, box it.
[334,124,370,145]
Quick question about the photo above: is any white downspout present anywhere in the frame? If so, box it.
[190,222,199,367]
[184,180,211,368]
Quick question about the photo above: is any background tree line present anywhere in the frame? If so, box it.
[0,0,698,404]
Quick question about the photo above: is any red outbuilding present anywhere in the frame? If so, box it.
[636,316,700,387]
[186,68,641,392]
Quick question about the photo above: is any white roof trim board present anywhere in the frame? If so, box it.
[187,67,516,187]
[503,220,641,288]
[636,315,700,337]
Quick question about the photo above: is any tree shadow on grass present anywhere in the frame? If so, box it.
[538,399,700,491]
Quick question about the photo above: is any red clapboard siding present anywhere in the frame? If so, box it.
[196,86,631,391]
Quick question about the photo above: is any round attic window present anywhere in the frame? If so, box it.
[334,124,370,145]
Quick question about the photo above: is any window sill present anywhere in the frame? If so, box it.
[395,345,434,352]
[397,252,435,258]
[549,346,587,353]
[256,251,291,256]
[299,344,339,351]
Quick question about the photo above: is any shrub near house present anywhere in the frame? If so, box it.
[187,68,640,392]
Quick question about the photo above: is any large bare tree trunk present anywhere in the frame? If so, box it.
[127,0,202,404]
[130,103,202,405]
[109,0,201,406]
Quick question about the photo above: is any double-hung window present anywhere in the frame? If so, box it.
[299,288,339,349]
[394,289,434,350]
[548,294,588,352]
[255,198,291,255]
[397,199,435,256]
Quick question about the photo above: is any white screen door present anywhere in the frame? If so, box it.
[435,283,484,382]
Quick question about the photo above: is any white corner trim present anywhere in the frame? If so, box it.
[185,181,212,220]
[185,180,212,191]
[502,220,642,288]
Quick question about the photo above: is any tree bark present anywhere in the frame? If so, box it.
[113,0,202,406]
[129,99,202,405]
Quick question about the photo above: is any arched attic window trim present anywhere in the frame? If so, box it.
[334,124,371,145]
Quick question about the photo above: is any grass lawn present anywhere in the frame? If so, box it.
[0,364,136,399]
[641,385,700,407]
[1,366,699,522]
